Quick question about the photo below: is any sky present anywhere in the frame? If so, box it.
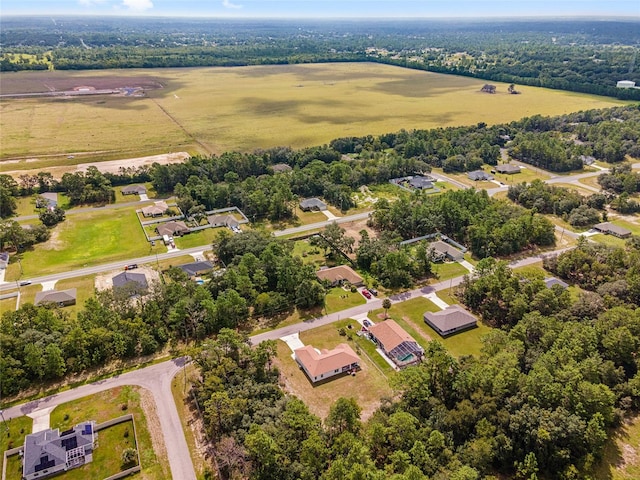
[1,0,639,18]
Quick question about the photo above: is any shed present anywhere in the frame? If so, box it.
[294,343,360,383]
[617,80,636,89]
[424,305,477,337]
[34,288,77,307]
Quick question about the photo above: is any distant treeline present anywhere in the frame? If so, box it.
[2,17,640,99]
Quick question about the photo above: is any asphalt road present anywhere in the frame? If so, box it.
[273,211,371,237]
[2,357,196,480]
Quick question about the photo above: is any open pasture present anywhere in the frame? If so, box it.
[0,63,628,168]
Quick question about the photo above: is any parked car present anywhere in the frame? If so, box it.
[369,288,378,296]
[19,281,31,286]
[363,319,372,327]
[361,289,372,299]
[124,264,138,270]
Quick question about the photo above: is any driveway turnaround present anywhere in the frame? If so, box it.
[2,357,196,480]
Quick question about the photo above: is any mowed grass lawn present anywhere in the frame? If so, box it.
[278,321,393,420]
[16,206,149,277]
[0,63,628,164]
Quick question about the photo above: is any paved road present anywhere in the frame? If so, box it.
[273,211,371,237]
[2,357,196,480]
[249,246,570,344]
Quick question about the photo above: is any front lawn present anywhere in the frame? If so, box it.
[432,261,470,281]
[173,228,223,249]
[325,287,366,313]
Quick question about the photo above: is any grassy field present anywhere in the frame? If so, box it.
[6,206,150,279]
[281,319,394,420]
[0,63,628,166]
[0,416,33,456]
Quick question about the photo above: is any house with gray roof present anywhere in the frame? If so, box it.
[408,176,435,190]
[593,222,632,238]
[22,421,97,480]
[424,305,477,337]
[121,184,147,195]
[156,221,190,237]
[495,164,521,174]
[0,251,8,269]
[468,170,494,181]
[429,240,464,261]
[544,277,569,289]
[178,261,214,278]
[208,214,240,229]
[299,198,327,211]
[112,272,148,295]
[34,288,77,307]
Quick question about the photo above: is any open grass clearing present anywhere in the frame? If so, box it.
[325,287,366,313]
[577,175,603,190]
[48,385,168,479]
[1,63,627,166]
[13,206,150,277]
[293,209,327,225]
[280,320,394,420]
[173,228,223,249]
[432,261,470,281]
[550,182,599,195]
[171,363,209,480]
[0,416,32,456]
[291,239,326,266]
[591,233,628,248]
[594,414,640,480]
[371,297,490,358]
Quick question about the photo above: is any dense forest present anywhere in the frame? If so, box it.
[1,17,640,99]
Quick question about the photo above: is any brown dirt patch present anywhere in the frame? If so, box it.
[39,227,64,251]
[139,387,171,479]
[402,315,433,342]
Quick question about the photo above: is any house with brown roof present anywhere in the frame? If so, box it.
[141,201,169,217]
[495,164,521,174]
[424,305,477,337]
[34,288,77,307]
[316,265,364,287]
[593,222,631,238]
[156,221,190,237]
[368,320,424,368]
[429,240,464,262]
[294,343,360,383]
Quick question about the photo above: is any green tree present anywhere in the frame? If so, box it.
[326,397,362,438]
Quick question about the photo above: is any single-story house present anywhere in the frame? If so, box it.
[271,163,293,173]
[429,240,465,262]
[424,305,477,337]
[368,320,424,368]
[299,198,327,211]
[593,222,632,238]
[178,261,214,278]
[22,421,97,480]
[294,343,360,383]
[207,214,240,229]
[316,265,364,287]
[544,277,569,289]
[156,221,190,237]
[34,288,77,307]
[495,164,521,174]
[468,170,494,181]
[0,251,8,269]
[141,201,169,217]
[121,184,147,195]
[112,272,148,294]
[36,192,58,210]
[408,176,434,190]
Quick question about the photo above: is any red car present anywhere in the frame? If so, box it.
[361,289,372,299]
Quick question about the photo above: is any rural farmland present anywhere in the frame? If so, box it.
[0,62,628,169]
